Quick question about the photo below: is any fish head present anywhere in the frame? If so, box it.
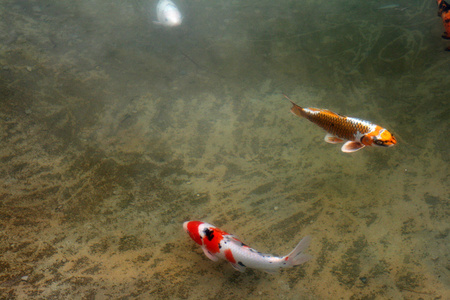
[362,127,397,147]
[184,221,204,245]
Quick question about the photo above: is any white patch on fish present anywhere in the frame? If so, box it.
[154,0,182,27]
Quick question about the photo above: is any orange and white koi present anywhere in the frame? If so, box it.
[437,0,450,51]
[283,94,397,153]
[183,221,312,273]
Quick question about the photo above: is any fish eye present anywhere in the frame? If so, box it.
[375,140,384,145]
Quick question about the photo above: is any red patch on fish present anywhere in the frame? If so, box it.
[186,221,203,245]
[224,249,236,264]
[203,228,227,254]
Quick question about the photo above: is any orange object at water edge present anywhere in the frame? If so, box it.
[437,0,450,50]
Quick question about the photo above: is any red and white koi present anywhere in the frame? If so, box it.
[283,94,397,153]
[183,221,312,273]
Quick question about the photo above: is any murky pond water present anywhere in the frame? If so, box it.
[1,0,448,299]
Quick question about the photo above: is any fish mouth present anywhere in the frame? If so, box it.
[391,136,397,145]
[384,136,397,147]
[183,221,189,232]
[380,143,395,147]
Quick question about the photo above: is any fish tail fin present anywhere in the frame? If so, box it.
[284,236,313,267]
[282,93,304,118]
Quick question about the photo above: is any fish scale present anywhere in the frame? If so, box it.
[301,108,372,141]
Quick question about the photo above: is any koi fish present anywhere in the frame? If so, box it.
[283,94,397,153]
[154,0,182,27]
[183,221,312,273]
[437,0,450,51]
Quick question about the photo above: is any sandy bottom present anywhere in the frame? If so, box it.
[1,0,449,299]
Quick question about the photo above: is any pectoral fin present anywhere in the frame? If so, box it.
[230,262,247,272]
[262,268,278,274]
[202,247,219,261]
[341,141,365,153]
[324,133,345,144]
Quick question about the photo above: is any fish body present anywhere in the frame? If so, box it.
[284,94,397,153]
[437,0,450,50]
[183,221,312,273]
[154,0,182,27]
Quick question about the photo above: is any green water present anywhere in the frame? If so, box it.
[0,0,448,299]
